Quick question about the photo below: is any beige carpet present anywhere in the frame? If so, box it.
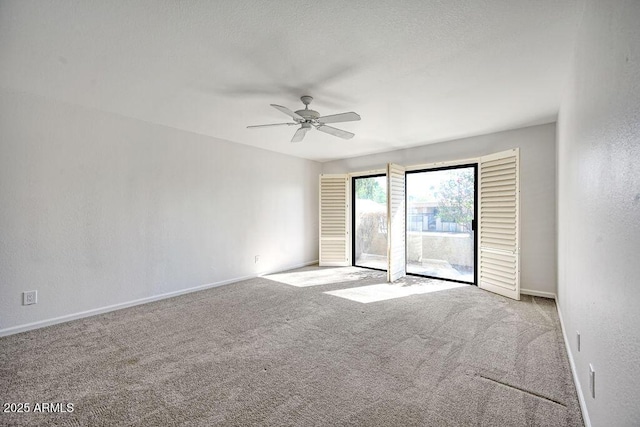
[0,266,583,426]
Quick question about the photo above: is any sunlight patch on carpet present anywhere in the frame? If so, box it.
[325,281,468,303]
[264,266,381,287]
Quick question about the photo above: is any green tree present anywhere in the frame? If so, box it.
[356,178,386,204]
[436,169,474,233]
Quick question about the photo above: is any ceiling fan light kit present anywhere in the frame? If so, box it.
[247,96,361,143]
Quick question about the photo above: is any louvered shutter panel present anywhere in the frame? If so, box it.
[387,163,406,282]
[478,149,520,300]
[319,174,350,266]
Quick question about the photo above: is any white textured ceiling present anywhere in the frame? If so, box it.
[0,0,580,162]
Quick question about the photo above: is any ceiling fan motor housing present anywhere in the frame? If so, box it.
[296,95,319,121]
[295,109,320,120]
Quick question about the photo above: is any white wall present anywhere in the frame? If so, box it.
[0,90,321,335]
[323,124,557,296]
[557,0,640,425]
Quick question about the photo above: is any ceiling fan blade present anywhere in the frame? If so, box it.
[291,126,310,143]
[271,104,304,121]
[317,112,361,124]
[316,125,355,140]
[247,122,297,128]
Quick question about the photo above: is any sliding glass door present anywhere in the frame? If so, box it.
[406,165,476,283]
[352,175,387,270]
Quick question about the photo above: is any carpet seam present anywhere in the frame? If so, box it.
[477,374,567,408]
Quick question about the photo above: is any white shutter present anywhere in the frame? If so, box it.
[319,174,350,266]
[387,163,406,282]
[478,149,520,300]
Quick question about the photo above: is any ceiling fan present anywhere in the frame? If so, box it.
[247,96,361,142]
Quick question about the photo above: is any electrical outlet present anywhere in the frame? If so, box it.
[577,331,581,351]
[255,255,260,263]
[589,364,596,398]
[23,290,37,305]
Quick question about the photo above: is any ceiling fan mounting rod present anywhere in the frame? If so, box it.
[295,96,320,122]
[300,95,313,107]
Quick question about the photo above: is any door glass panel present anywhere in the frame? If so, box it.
[353,175,387,270]
[406,166,475,283]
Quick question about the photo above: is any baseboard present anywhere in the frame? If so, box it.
[0,260,319,338]
[520,288,557,299]
[258,259,319,276]
[556,300,592,427]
